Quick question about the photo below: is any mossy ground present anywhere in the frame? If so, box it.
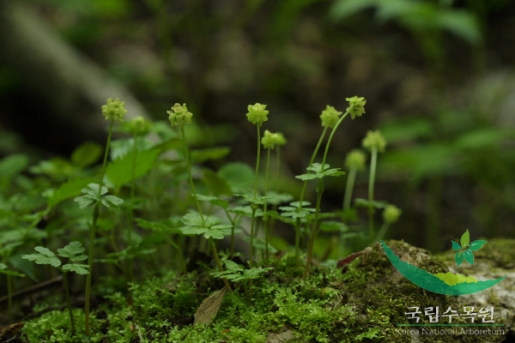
[19,240,514,342]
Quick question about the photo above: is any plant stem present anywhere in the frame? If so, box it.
[263,148,271,264]
[63,272,76,335]
[303,180,324,279]
[343,167,357,212]
[210,238,232,292]
[295,127,328,258]
[85,119,114,336]
[180,126,205,225]
[181,126,231,291]
[368,148,378,237]
[249,124,262,267]
[303,111,350,278]
[374,222,390,243]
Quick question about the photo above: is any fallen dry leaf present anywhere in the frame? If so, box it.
[193,288,227,325]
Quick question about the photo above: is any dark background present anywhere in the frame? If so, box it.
[1,0,515,252]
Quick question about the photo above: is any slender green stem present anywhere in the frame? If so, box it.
[180,126,205,225]
[249,124,262,267]
[181,126,231,291]
[343,167,357,212]
[298,127,328,205]
[253,125,262,199]
[368,148,378,237]
[126,135,138,283]
[295,127,328,258]
[374,222,390,243]
[303,111,350,277]
[249,208,257,268]
[85,119,114,336]
[303,180,324,279]
[63,272,76,335]
[210,238,232,291]
[263,148,271,264]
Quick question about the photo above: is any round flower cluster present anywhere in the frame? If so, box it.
[345,150,366,171]
[320,105,342,128]
[246,103,269,126]
[261,130,287,149]
[362,130,387,153]
[168,103,193,127]
[102,98,127,122]
[346,96,366,120]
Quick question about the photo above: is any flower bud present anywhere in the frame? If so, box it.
[383,205,401,224]
[127,116,151,136]
[345,96,366,120]
[261,130,286,149]
[102,98,127,121]
[167,103,193,127]
[345,150,366,171]
[246,103,269,126]
[362,130,387,153]
[320,105,342,128]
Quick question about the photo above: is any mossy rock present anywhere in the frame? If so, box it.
[20,240,514,342]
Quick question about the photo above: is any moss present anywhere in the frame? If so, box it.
[22,241,512,342]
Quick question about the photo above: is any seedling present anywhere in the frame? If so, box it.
[23,242,89,335]
[451,229,487,266]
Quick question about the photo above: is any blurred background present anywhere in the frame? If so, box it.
[1,0,515,253]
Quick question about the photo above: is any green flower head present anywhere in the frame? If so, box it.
[126,116,152,136]
[275,132,287,146]
[320,105,342,128]
[345,150,366,171]
[246,103,269,126]
[345,96,366,120]
[261,130,286,149]
[362,130,387,153]
[383,205,401,224]
[102,98,127,121]
[167,103,193,127]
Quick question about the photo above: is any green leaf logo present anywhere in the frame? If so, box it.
[451,230,487,266]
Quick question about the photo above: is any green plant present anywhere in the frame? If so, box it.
[75,97,126,336]
[22,242,89,335]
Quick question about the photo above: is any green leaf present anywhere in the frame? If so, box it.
[469,240,487,251]
[460,230,470,247]
[354,198,388,209]
[202,169,232,196]
[71,142,103,168]
[62,263,89,275]
[295,163,345,181]
[190,147,230,163]
[135,218,182,235]
[180,212,232,240]
[100,195,124,209]
[319,221,348,233]
[106,148,160,188]
[196,194,229,209]
[263,191,293,205]
[217,162,255,190]
[436,10,482,45]
[0,154,29,178]
[48,177,96,207]
[23,247,61,268]
[57,242,87,262]
[454,251,465,266]
[463,249,474,265]
[434,272,478,286]
[330,0,376,20]
[451,241,461,251]
[0,264,25,277]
